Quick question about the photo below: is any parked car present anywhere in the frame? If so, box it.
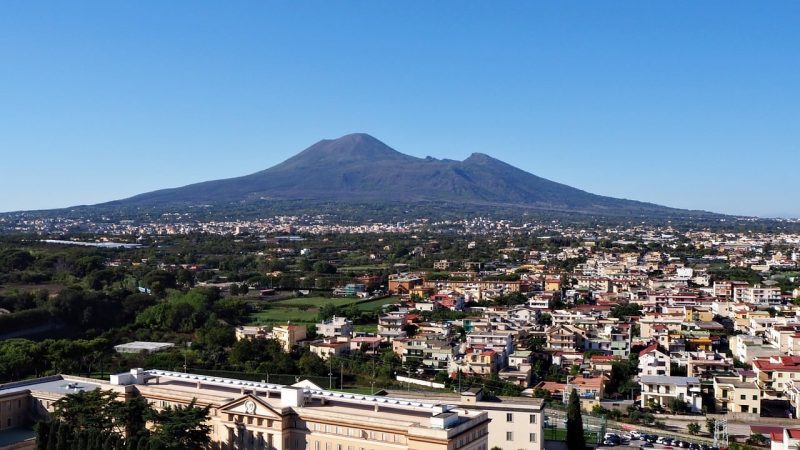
[640,442,654,448]
[630,431,642,440]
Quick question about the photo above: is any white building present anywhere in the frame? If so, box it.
[639,376,702,412]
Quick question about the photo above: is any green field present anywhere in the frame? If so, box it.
[271,296,360,307]
[353,324,378,333]
[249,296,401,325]
[356,297,400,312]
[337,264,390,271]
[250,308,319,324]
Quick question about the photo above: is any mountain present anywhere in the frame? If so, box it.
[103,133,708,217]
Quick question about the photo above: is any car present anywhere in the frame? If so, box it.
[677,441,690,448]
[689,443,701,450]
[640,442,654,448]
[604,440,617,447]
[645,435,658,443]
[630,431,642,440]
[700,445,710,450]
[663,438,675,446]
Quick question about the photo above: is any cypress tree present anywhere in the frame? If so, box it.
[566,388,586,450]
[136,437,150,450]
[56,422,71,450]
[46,421,59,450]
[35,421,50,450]
[103,433,116,450]
[74,431,88,450]
[125,435,139,450]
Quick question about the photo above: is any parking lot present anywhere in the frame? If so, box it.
[601,431,721,450]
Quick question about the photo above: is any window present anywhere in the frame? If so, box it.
[506,413,513,422]
[506,431,513,441]
[530,433,537,443]
[753,395,758,400]
[740,395,746,400]
[530,414,536,424]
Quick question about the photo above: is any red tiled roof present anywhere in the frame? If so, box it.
[788,429,800,439]
[639,344,660,357]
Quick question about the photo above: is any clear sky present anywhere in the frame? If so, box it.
[1,2,798,217]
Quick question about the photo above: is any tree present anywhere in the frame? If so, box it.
[668,397,687,414]
[313,261,337,275]
[687,422,701,435]
[706,418,716,436]
[108,394,153,439]
[150,399,212,450]
[35,421,50,450]
[566,388,586,450]
[746,433,769,446]
[52,389,118,433]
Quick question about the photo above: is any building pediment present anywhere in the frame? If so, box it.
[219,394,283,419]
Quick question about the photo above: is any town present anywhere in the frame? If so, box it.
[1,217,800,449]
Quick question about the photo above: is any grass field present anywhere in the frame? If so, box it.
[337,265,390,271]
[356,297,400,311]
[353,324,378,333]
[249,295,401,325]
[250,308,319,324]
[271,296,360,307]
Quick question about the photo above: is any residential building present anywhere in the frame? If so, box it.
[713,373,760,414]
[309,338,350,360]
[271,324,307,352]
[638,344,670,377]
[316,316,353,339]
[685,351,734,379]
[752,355,800,399]
[639,376,702,412]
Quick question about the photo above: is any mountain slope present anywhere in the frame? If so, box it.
[104,133,704,216]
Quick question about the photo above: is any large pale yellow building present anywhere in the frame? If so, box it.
[1,369,501,450]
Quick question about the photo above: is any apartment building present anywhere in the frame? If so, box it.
[752,355,800,399]
[730,334,782,364]
[316,316,354,339]
[735,284,782,305]
[713,373,760,414]
[638,345,670,377]
[378,312,410,342]
[639,376,702,412]
[685,351,734,379]
[546,325,586,352]
[465,332,514,360]
[402,337,454,371]
[271,325,308,352]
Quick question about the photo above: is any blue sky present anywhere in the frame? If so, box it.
[1,2,798,217]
